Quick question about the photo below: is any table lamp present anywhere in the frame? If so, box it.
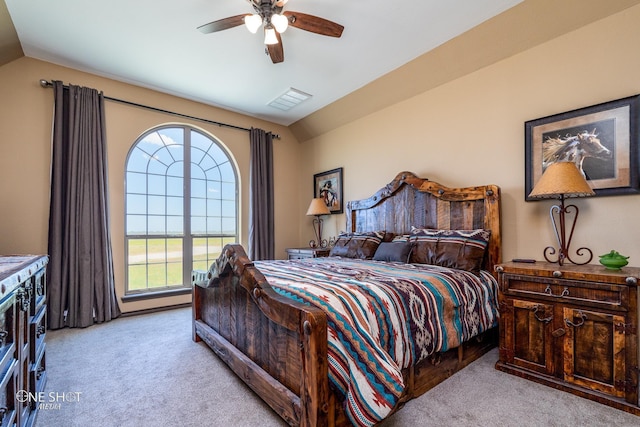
[306,198,331,248]
[528,161,595,265]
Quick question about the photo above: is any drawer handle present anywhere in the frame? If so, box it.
[565,312,587,328]
[36,325,46,339]
[532,305,552,323]
[544,285,569,298]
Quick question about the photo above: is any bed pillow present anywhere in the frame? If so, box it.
[408,227,490,274]
[372,241,412,263]
[329,231,385,259]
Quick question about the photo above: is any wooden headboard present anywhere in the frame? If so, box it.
[346,171,502,273]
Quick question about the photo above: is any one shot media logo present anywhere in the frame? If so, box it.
[16,390,82,410]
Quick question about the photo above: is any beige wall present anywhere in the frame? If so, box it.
[300,5,640,265]
[0,57,301,313]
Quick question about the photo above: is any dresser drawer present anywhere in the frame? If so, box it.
[502,274,629,311]
[0,358,18,427]
[29,306,46,362]
[29,343,46,399]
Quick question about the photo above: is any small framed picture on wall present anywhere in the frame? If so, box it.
[313,167,343,214]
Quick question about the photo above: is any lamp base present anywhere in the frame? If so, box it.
[543,197,592,266]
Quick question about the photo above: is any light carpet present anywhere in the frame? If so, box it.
[37,307,640,426]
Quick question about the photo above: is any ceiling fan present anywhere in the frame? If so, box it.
[197,0,344,64]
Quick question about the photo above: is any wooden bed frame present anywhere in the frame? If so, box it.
[192,171,502,426]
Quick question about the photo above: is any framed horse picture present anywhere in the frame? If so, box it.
[313,167,343,214]
[525,94,640,200]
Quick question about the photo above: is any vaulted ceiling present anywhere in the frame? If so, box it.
[2,1,639,141]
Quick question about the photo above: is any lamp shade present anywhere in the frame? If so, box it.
[529,162,595,199]
[306,198,331,216]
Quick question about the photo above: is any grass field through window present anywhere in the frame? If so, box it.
[127,236,237,291]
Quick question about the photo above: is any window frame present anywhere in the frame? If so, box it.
[124,124,238,298]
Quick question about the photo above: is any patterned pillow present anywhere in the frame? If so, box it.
[372,241,412,263]
[408,227,491,274]
[329,231,385,259]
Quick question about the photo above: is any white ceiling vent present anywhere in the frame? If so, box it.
[268,88,312,111]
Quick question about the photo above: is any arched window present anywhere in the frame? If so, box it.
[125,125,238,296]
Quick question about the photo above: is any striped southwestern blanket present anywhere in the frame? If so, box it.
[254,257,499,426]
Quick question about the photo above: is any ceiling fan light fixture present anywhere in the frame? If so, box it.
[264,27,278,45]
[271,14,288,33]
[244,14,262,34]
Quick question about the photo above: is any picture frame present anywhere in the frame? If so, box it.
[525,95,639,201]
[313,167,343,214]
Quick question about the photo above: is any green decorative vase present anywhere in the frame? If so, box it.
[598,250,629,270]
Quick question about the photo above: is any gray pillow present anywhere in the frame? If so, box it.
[372,241,412,263]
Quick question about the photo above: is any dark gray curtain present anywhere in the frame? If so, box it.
[248,128,274,260]
[47,81,121,329]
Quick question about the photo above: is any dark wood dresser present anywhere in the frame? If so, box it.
[0,255,48,427]
[495,261,639,415]
[285,247,330,260]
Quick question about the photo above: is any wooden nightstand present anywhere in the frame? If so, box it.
[495,261,640,415]
[286,247,330,260]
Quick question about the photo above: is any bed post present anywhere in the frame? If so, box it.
[300,311,329,427]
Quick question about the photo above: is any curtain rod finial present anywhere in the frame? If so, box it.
[40,79,51,87]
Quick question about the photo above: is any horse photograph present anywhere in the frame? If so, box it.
[541,119,616,181]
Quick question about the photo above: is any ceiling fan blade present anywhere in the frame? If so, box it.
[275,0,288,7]
[197,15,248,34]
[267,32,284,64]
[283,11,344,38]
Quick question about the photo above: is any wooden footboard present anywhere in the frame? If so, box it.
[192,244,330,426]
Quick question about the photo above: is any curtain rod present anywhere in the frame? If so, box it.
[39,79,280,140]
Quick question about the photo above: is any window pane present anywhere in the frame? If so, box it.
[207,143,230,167]
[221,182,235,200]
[147,239,166,263]
[221,200,235,216]
[148,157,168,175]
[128,239,147,265]
[148,174,166,195]
[127,194,146,215]
[219,162,234,181]
[167,196,183,215]
[167,262,183,286]
[167,144,183,162]
[127,172,146,194]
[166,216,183,234]
[127,215,147,235]
[191,178,206,198]
[148,195,166,215]
[148,216,166,235]
[166,176,183,196]
[207,217,222,234]
[206,180,222,198]
[167,239,182,263]
[154,146,175,166]
[191,217,206,235]
[147,263,167,288]
[192,238,207,262]
[128,264,147,291]
[222,217,236,234]
[127,147,150,173]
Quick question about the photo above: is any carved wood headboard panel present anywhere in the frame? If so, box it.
[346,171,502,273]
